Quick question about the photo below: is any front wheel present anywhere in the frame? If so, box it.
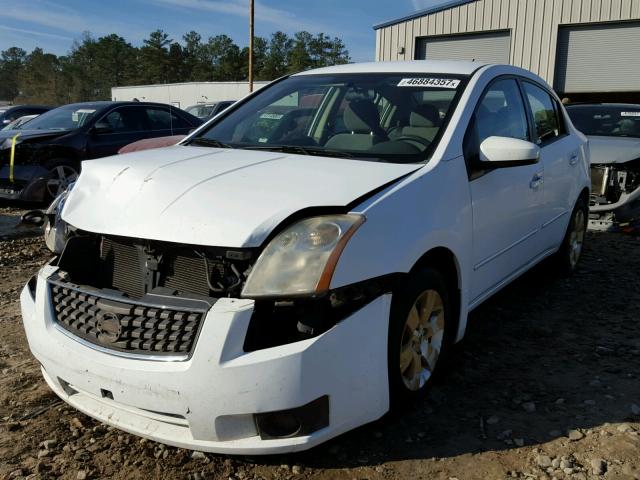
[388,268,452,407]
[45,160,79,200]
[552,197,588,276]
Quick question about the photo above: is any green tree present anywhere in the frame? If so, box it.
[207,35,243,81]
[16,48,65,104]
[140,29,172,83]
[261,31,293,79]
[182,31,212,81]
[0,47,27,101]
[288,31,314,73]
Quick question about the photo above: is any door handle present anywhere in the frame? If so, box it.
[530,172,543,190]
[569,152,579,165]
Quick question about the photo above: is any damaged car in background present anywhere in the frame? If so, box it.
[20,61,590,454]
[566,103,640,232]
[0,101,201,202]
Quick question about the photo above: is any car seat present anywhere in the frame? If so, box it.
[325,99,387,150]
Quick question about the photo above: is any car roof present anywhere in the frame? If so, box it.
[2,104,51,110]
[57,101,185,109]
[566,103,640,108]
[295,60,489,76]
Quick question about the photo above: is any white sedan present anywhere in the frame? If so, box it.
[21,61,590,454]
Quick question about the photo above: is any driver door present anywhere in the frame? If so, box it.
[467,78,545,306]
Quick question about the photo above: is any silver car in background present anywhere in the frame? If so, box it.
[566,103,640,232]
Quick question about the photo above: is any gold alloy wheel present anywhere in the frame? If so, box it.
[399,289,445,391]
[569,208,586,268]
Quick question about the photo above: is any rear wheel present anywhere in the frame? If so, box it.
[45,160,79,200]
[388,268,452,407]
[552,197,588,276]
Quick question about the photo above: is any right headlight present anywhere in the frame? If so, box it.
[43,185,74,254]
[241,214,365,298]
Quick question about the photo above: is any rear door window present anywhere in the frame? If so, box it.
[145,107,191,130]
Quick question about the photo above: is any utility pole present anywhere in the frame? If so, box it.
[249,0,254,92]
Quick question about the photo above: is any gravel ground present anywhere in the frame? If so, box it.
[1,205,639,480]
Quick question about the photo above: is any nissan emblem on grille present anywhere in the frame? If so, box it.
[96,312,122,344]
[48,279,208,358]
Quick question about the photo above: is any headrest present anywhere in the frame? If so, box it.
[410,104,440,128]
[344,99,382,134]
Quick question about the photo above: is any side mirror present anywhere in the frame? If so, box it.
[479,136,540,167]
[91,121,112,134]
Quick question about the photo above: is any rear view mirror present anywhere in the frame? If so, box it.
[92,121,112,134]
[479,136,540,167]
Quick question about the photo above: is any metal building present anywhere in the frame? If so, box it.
[111,81,270,110]
[374,0,640,101]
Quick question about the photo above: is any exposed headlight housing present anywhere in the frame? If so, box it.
[44,185,74,254]
[241,214,365,298]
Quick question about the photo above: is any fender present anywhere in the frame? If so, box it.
[331,156,473,341]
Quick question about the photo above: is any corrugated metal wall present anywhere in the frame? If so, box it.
[555,21,640,92]
[375,0,640,86]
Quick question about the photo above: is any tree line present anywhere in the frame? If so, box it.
[0,29,351,105]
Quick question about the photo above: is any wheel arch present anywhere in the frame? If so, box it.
[42,147,82,171]
[409,246,463,343]
[578,186,589,204]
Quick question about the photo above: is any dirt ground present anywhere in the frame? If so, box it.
[0,204,639,480]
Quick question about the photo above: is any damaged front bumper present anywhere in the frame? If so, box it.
[0,164,49,202]
[589,161,640,232]
[20,264,391,454]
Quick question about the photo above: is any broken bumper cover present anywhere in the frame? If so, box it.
[0,165,49,201]
[589,185,640,232]
[20,265,391,454]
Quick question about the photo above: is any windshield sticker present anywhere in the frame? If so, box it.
[621,111,640,117]
[398,78,461,89]
[260,113,284,120]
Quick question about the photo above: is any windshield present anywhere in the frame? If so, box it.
[186,104,215,119]
[21,105,99,131]
[189,73,466,163]
[567,104,640,138]
[1,115,35,131]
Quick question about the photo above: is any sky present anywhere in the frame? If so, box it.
[0,0,448,63]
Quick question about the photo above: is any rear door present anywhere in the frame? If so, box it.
[520,81,581,250]
[466,78,545,305]
[144,106,194,137]
[87,106,148,158]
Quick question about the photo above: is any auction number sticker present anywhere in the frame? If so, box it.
[398,78,460,88]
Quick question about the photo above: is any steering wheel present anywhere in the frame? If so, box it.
[393,134,431,149]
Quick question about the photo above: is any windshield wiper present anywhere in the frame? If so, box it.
[188,137,235,149]
[242,144,353,158]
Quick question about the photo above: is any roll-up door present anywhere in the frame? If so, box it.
[555,22,640,93]
[415,31,511,64]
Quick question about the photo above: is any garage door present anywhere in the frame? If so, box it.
[415,31,511,64]
[555,22,640,93]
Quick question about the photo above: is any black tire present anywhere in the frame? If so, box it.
[43,159,80,202]
[551,196,588,277]
[388,267,453,408]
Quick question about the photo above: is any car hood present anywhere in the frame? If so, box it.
[0,128,71,144]
[62,146,419,247]
[588,136,640,165]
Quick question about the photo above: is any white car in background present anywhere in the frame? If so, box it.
[566,103,640,231]
[21,61,590,454]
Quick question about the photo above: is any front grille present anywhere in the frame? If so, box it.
[50,280,208,358]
